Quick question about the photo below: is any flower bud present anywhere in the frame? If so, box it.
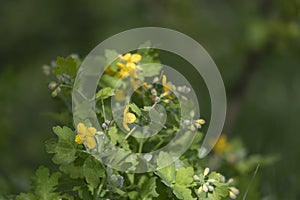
[48,82,57,90]
[202,183,208,192]
[203,167,210,176]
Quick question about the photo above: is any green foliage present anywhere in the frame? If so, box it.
[16,167,63,200]
[95,87,115,100]
[12,50,276,200]
[50,126,77,165]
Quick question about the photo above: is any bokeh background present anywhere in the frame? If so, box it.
[0,0,299,199]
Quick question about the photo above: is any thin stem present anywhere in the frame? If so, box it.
[60,84,73,88]
[138,138,144,153]
[96,179,103,197]
[153,139,164,151]
[124,127,136,141]
[101,99,107,120]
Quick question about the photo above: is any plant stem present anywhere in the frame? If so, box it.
[101,99,107,120]
[124,127,136,141]
[153,139,164,151]
[96,179,103,197]
[138,138,144,153]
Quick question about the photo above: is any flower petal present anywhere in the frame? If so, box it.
[130,54,142,63]
[126,113,136,123]
[85,136,97,149]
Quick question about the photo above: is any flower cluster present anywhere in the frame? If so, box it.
[116,53,142,78]
[193,167,239,199]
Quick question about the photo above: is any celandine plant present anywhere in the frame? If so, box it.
[14,47,273,200]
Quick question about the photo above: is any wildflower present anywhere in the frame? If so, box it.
[119,53,142,63]
[151,88,157,96]
[42,65,50,76]
[213,135,231,155]
[177,85,191,93]
[193,175,200,181]
[116,53,142,78]
[48,82,57,90]
[51,87,61,97]
[75,123,98,149]
[229,187,239,199]
[102,120,111,130]
[153,76,159,83]
[123,104,136,132]
[75,134,82,144]
[162,75,172,94]
[198,182,214,194]
[196,167,216,194]
[194,118,205,129]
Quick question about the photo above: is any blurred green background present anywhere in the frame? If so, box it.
[0,0,299,199]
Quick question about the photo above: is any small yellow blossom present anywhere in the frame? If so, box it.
[123,104,136,132]
[119,53,142,63]
[115,53,142,79]
[75,134,82,144]
[196,119,206,125]
[160,75,174,99]
[213,135,232,155]
[75,123,97,149]
[116,62,138,78]
[162,75,172,93]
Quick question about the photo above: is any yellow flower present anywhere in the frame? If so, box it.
[213,135,231,154]
[161,75,173,98]
[119,53,142,63]
[142,82,152,89]
[115,53,142,79]
[116,62,138,78]
[162,75,171,93]
[123,104,136,132]
[196,119,206,125]
[75,134,82,144]
[75,123,97,149]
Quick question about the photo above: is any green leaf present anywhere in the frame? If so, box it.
[175,167,194,185]
[173,184,195,200]
[34,167,61,200]
[211,183,229,199]
[54,56,77,77]
[45,138,57,154]
[95,87,115,100]
[51,126,77,165]
[83,156,105,188]
[128,191,139,200]
[108,126,130,150]
[53,126,75,144]
[129,103,142,117]
[59,162,83,179]
[140,177,159,199]
[155,152,176,187]
[139,64,162,78]
[99,74,119,88]
[52,141,76,165]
